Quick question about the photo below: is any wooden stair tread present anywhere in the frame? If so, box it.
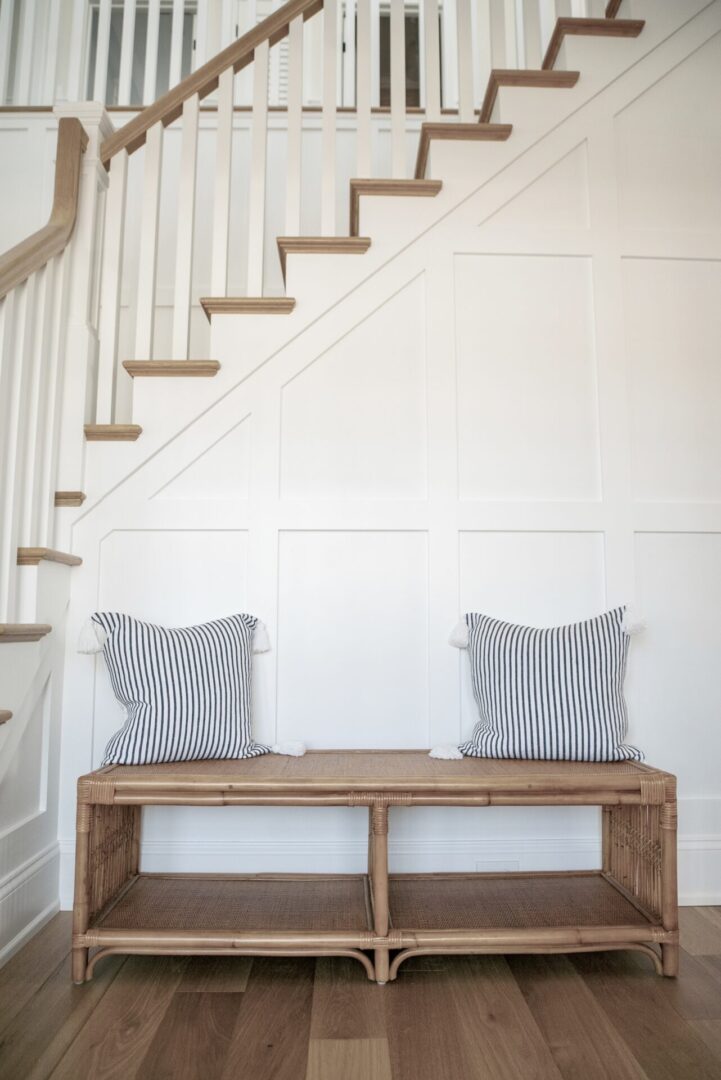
[480,69,580,124]
[123,360,221,377]
[0,624,52,643]
[349,179,442,235]
[0,710,11,725]
[542,17,644,70]
[84,424,142,442]
[415,123,512,180]
[276,236,371,281]
[17,547,82,567]
[200,297,296,321]
[54,491,86,507]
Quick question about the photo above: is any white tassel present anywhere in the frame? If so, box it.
[77,616,107,654]
[429,744,464,760]
[622,606,646,636]
[271,741,306,757]
[253,620,271,653]
[448,618,469,649]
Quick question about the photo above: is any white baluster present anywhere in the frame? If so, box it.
[67,0,90,101]
[475,0,492,104]
[20,264,55,548]
[247,41,269,293]
[0,280,34,621]
[321,0,337,235]
[143,0,161,104]
[370,0,380,108]
[37,257,66,549]
[194,0,210,70]
[0,0,15,104]
[134,122,164,359]
[515,0,527,68]
[172,93,200,359]
[422,0,441,122]
[96,149,129,423]
[390,0,406,178]
[118,0,137,106]
[440,0,456,111]
[16,0,37,104]
[503,0,518,68]
[342,0,357,107]
[538,0,557,60]
[356,0,372,176]
[456,0,474,122]
[211,68,234,296]
[43,0,62,104]
[93,0,113,102]
[571,0,588,16]
[169,0,185,89]
[285,17,304,236]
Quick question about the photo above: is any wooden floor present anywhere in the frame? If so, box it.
[1,909,721,1079]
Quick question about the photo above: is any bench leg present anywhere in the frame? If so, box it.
[662,942,679,977]
[371,802,390,985]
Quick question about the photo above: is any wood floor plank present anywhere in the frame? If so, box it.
[136,992,241,1080]
[48,956,188,1080]
[176,956,252,993]
[385,955,563,1080]
[220,958,315,1080]
[310,957,386,1040]
[679,908,721,956]
[690,1019,721,1063]
[306,1037,392,1080]
[571,951,721,1080]
[508,954,648,1080]
[0,913,71,1037]
[0,952,125,1080]
[626,948,721,1021]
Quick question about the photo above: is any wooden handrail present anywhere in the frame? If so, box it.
[100,0,324,168]
[0,118,88,300]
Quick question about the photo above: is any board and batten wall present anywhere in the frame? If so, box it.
[57,10,721,904]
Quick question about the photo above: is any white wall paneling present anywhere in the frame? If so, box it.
[41,2,721,907]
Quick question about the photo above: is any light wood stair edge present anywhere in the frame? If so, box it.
[542,17,645,71]
[606,0,623,17]
[414,123,513,180]
[0,624,52,643]
[199,297,296,321]
[84,424,143,442]
[349,179,442,237]
[122,360,221,378]
[0,710,11,725]
[479,69,580,125]
[17,548,82,567]
[276,236,372,282]
[54,491,86,507]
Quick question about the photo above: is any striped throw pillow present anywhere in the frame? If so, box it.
[455,607,643,762]
[90,612,271,765]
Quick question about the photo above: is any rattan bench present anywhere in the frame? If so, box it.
[72,751,679,985]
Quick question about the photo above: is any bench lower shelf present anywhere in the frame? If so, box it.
[79,869,673,982]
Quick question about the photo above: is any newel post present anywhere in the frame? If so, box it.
[53,103,114,540]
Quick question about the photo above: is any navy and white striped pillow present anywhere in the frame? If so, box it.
[455,607,643,762]
[90,612,270,765]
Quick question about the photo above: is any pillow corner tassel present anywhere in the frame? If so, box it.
[253,620,272,654]
[77,616,107,654]
[271,741,306,757]
[448,617,469,649]
[429,744,464,760]
[622,606,646,636]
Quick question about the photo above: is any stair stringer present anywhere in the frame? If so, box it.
[79,0,713,504]
[54,2,721,902]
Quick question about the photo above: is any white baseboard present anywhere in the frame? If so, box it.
[58,834,721,908]
[0,843,60,968]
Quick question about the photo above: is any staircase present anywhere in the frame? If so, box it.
[1,0,718,958]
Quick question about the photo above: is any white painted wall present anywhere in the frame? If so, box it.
[51,0,721,909]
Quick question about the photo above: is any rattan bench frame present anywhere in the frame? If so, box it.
[72,751,679,985]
